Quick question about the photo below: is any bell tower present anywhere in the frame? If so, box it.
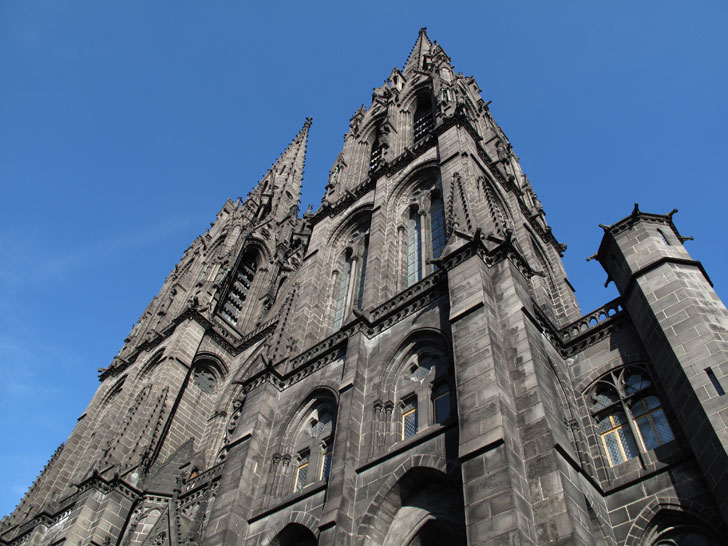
[3,29,727,546]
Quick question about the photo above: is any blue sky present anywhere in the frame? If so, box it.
[1,0,726,516]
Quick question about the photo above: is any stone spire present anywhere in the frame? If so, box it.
[403,27,433,73]
[243,118,312,225]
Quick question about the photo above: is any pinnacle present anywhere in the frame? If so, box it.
[277,117,312,165]
[403,27,433,72]
[255,118,311,186]
[248,118,311,223]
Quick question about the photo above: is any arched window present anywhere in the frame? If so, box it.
[190,359,223,395]
[406,187,446,287]
[370,126,385,172]
[432,382,451,424]
[587,367,675,467]
[401,396,418,440]
[219,248,258,328]
[396,352,454,442]
[332,253,352,331]
[430,194,446,260]
[333,233,369,331]
[407,209,423,286]
[291,400,337,492]
[413,92,434,143]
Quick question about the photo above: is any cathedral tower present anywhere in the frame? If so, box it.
[2,29,726,546]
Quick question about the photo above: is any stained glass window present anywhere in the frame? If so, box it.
[356,237,369,310]
[320,447,333,481]
[294,453,309,492]
[332,259,351,331]
[433,384,451,424]
[407,213,422,286]
[589,367,675,467]
[402,397,418,440]
[430,196,446,260]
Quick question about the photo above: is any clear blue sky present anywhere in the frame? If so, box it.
[1,0,726,516]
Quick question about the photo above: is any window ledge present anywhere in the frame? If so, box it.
[603,440,687,492]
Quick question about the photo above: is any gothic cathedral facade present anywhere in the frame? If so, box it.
[3,29,728,546]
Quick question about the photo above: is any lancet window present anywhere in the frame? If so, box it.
[406,212,423,286]
[406,186,446,287]
[333,231,370,331]
[413,92,434,143]
[401,396,418,440]
[291,400,337,492]
[219,248,258,328]
[370,126,385,172]
[588,366,675,467]
[430,194,446,259]
[394,350,454,442]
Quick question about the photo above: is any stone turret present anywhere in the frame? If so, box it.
[596,204,728,519]
[3,30,727,546]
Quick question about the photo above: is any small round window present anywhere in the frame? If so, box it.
[193,366,217,393]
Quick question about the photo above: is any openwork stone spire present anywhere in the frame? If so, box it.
[245,117,312,225]
[403,27,433,73]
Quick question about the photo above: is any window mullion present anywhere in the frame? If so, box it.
[600,425,620,467]
[345,257,359,317]
[419,210,427,279]
[621,400,647,467]
[309,443,323,484]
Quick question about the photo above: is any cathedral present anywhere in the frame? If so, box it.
[3,28,728,546]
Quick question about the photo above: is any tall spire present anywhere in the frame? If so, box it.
[403,27,433,73]
[246,118,312,224]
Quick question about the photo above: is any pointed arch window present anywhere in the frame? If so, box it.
[430,195,446,260]
[401,396,418,440]
[219,248,258,327]
[588,367,675,467]
[413,92,434,143]
[292,402,337,492]
[407,211,423,286]
[432,383,451,424]
[406,187,446,287]
[332,256,352,331]
[392,349,454,445]
[370,128,385,172]
[356,241,369,310]
[333,234,369,331]
[294,452,309,493]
